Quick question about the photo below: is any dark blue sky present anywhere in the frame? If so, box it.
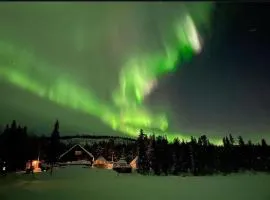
[149,3,270,141]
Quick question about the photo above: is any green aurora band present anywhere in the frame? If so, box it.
[0,3,223,145]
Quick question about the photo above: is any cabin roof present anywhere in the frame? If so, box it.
[59,144,94,161]
[95,156,107,162]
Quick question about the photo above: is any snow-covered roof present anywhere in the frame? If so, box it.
[130,156,138,164]
[59,144,94,161]
[96,156,107,162]
[116,158,127,164]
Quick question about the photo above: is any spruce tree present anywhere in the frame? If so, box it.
[172,138,181,175]
[161,136,169,176]
[238,136,245,147]
[147,135,156,174]
[50,120,60,175]
[229,134,235,146]
[137,129,149,174]
[261,139,267,147]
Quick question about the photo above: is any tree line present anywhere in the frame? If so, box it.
[0,120,270,176]
[0,120,137,172]
[137,129,270,176]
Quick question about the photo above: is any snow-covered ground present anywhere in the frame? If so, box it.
[0,166,270,200]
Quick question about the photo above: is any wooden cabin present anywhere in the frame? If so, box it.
[93,156,108,169]
[58,144,94,166]
[113,157,132,173]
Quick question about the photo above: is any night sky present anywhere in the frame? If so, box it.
[0,3,269,143]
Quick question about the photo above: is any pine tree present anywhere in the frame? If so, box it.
[238,136,245,146]
[261,138,267,147]
[172,138,181,175]
[260,139,269,171]
[137,129,149,174]
[154,136,163,175]
[198,135,210,174]
[225,136,230,146]
[222,137,227,146]
[237,136,246,170]
[198,137,203,146]
[10,120,18,171]
[146,135,156,174]
[200,135,209,146]
[247,140,253,170]
[189,136,197,175]
[50,120,60,175]
[161,136,169,176]
[229,134,235,146]
[11,120,17,132]
[189,144,196,175]
[16,125,28,170]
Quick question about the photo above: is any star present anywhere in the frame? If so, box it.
[249,28,257,32]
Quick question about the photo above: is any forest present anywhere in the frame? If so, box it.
[0,120,269,176]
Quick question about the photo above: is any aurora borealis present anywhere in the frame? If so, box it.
[1,3,270,144]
